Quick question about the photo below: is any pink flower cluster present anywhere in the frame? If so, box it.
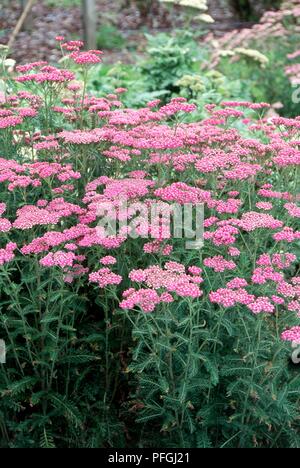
[120,263,203,312]
[0,242,17,266]
[13,199,84,230]
[89,268,122,288]
[70,50,103,65]
[0,158,80,193]
[15,65,75,84]
[0,43,300,346]
[210,288,255,308]
[281,327,300,344]
[204,256,236,273]
[40,250,77,268]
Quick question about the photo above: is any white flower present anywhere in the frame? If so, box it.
[234,48,269,67]
[4,59,16,69]
[219,50,235,57]
[195,13,215,23]
[160,0,208,11]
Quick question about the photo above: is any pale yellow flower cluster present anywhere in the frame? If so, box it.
[0,45,15,73]
[0,44,9,60]
[160,0,214,22]
[234,48,269,68]
[195,13,215,23]
[160,0,208,11]
[217,46,269,68]
[176,74,205,92]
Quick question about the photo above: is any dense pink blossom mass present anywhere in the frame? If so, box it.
[0,39,299,359]
[2,5,300,444]
[281,326,300,344]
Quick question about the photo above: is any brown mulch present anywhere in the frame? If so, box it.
[0,1,167,64]
[0,0,244,65]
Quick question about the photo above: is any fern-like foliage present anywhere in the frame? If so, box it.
[125,299,300,448]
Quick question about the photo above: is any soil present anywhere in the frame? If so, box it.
[0,0,250,65]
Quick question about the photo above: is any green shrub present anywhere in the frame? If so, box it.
[96,24,126,51]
